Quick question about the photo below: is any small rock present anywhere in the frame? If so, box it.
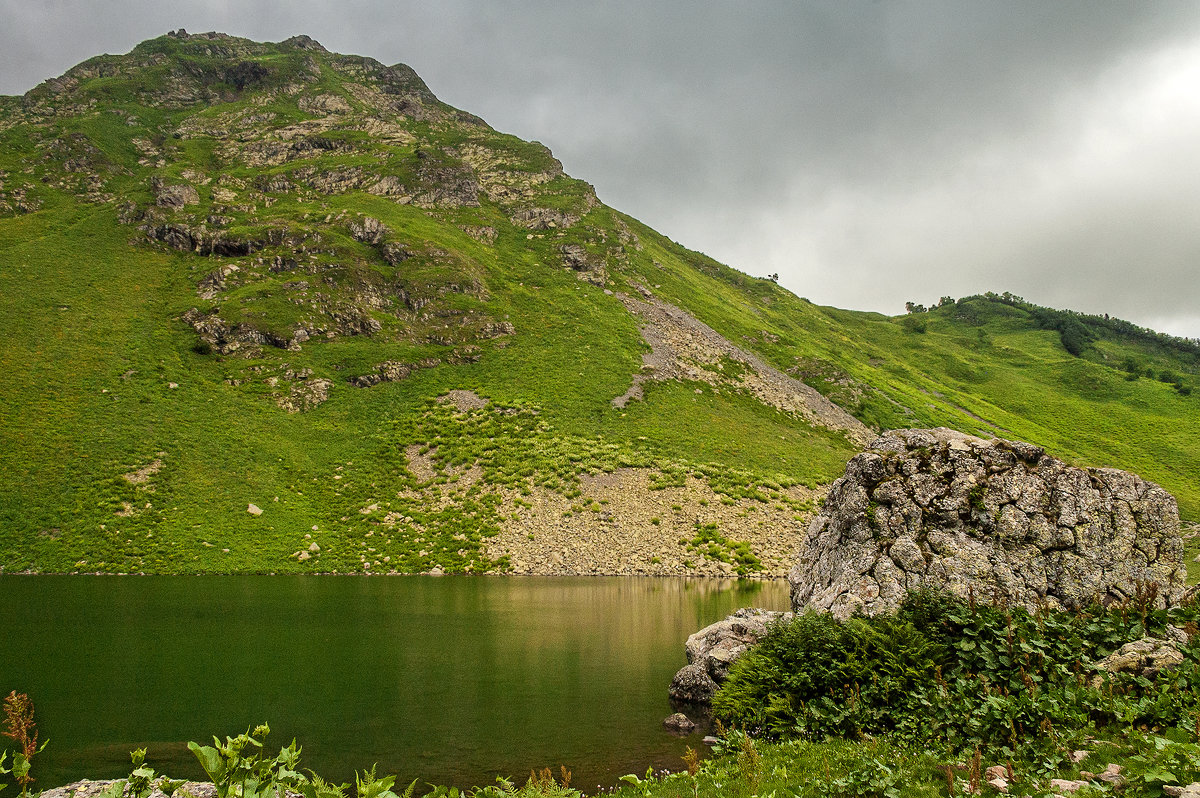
[672,607,792,703]
[297,551,310,561]
[1094,637,1184,682]
[985,765,1009,781]
[1096,764,1125,787]
[167,382,178,389]
[1050,779,1089,793]
[1069,750,1090,764]
[1161,784,1200,798]
[1166,625,1190,645]
[247,503,263,516]
[987,776,1009,793]
[662,713,697,734]
[702,735,720,746]
[308,542,320,553]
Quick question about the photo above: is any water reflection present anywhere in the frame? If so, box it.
[0,576,786,791]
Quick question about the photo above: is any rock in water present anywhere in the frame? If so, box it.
[789,428,1184,618]
[668,607,792,703]
[662,712,697,734]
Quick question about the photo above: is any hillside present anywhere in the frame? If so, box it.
[1,31,1197,575]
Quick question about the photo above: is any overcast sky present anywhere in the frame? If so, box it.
[4,1,1200,338]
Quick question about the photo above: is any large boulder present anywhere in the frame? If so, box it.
[790,428,1184,619]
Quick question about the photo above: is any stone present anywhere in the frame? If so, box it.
[308,542,320,553]
[1094,637,1184,681]
[669,608,791,703]
[41,780,217,798]
[669,662,717,703]
[985,766,1009,781]
[349,215,388,245]
[1086,764,1124,787]
[987,776,1009,793]
[662,712,697,734]
[1161,783,1200,798]
[247,503,263,516]
[153,179,200,209]
[790,428,1185,619]
[1050,779,1089,793]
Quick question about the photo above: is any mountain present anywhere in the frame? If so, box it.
[1,31,1196,575]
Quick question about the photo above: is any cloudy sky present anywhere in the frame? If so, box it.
[4,1,1200,337]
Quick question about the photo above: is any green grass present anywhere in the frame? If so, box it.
[1,32,1198,573]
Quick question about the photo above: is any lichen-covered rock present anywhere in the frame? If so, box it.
[668,607,791,702]
[789,428,1184,618]
[1095,637,1185,680]
[668,662,717,703]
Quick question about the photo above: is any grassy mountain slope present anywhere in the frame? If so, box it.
[1,32,1196,575]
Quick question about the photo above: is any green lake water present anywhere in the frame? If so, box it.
[0,576,788,792]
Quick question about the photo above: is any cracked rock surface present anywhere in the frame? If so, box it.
[789,428,1184,618]
[669,607,792,703]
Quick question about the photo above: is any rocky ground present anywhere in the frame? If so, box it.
[613,286,873,446]
[483,468,820,577]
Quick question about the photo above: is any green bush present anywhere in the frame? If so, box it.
[713,589,1200,760]
[711,608,940,739]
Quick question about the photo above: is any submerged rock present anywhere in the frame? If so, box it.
[789,428,1184,618]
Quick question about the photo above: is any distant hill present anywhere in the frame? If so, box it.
[1,31,1196,575]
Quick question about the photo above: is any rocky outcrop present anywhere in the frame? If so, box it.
[153,179,199,209]
[668,608,791,703]
[277,377,332,413]
[790,428,1185,619]
[350,360,417,387]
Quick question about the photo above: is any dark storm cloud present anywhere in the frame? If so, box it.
[3,1,1200,336]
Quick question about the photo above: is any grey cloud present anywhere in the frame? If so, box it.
[3,1,1200,336]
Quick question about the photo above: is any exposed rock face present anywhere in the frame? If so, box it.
[153,179,200,209]
[790,428,1184,619]
[668,608,791,703]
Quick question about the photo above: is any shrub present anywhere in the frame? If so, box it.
[712,589,1200,759]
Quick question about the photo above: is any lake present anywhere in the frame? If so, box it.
[0,576,789,792]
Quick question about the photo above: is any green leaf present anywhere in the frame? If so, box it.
[188,741,229,783]
[97,780,128,798]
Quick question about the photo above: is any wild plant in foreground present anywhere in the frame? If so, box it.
[188,723,305,798]
[97,748,186,798]
[2,691,47,797]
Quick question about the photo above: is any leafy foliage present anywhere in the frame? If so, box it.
[713,589,1200,760]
